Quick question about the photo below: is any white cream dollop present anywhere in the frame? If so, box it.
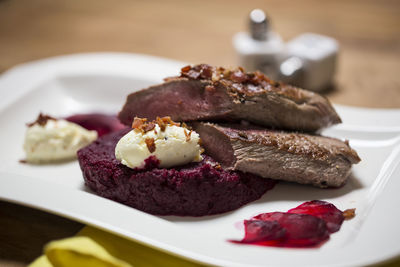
[115,124,203,169]
[23,119,97,163]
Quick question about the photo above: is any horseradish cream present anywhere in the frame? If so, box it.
[115,117,203,169]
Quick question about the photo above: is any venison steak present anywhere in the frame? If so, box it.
[118,64,341,132]
[191,122,361,188]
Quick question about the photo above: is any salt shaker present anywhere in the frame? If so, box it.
[232,9,285,80]
[280,33,339,92]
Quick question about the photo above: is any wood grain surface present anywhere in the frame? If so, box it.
[0,0,399,266]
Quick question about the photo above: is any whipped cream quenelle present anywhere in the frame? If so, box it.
[115,117,203,169]
[23,114,97,163]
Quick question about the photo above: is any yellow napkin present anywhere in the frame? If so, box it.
[29,225,400,267]
[29,226,205,267]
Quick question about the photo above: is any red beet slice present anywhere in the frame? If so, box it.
[288,200,344,233]
[65,113,126,137]
[231,200,352,248]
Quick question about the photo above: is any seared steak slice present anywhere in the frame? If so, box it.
[118,64,341,132]
[191,122,360,188]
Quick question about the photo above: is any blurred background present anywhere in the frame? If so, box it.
[0,0,400,266]
[0,0,399,107]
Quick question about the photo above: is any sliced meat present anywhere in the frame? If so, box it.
[118,64,341,132]
[191,122,361,188]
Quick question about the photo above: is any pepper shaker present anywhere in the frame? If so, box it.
[232,9,285,80]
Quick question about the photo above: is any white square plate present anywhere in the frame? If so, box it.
[0,53,400,267]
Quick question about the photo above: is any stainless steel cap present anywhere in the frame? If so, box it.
[249,9,269,41]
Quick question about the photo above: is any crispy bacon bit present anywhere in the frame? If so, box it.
[156,116,166,131]
[132,117,147,130]
[27,113,56,127]
[342,209,356,220]
[162,116,180,126]
[181,65,191,73]
[183,129,189,141]
[181,122,192,130]
[184,129,192,142]
[155,116,180,131]
[143,122,155,133]
[145,138,156,153]
[230,70,248,83]
[199,64,213,79]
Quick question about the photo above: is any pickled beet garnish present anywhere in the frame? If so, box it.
[253,212,329,247]
[240,220,286,243]
[65,113,125,137]
[288,200,344,233]
[231,200,353,248]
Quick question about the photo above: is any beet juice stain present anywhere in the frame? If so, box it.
[230,200,355,248]
[65,113,126,137]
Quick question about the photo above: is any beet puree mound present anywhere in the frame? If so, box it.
[77,128,276,216]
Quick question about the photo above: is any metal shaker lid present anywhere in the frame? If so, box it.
[249,9,269,41]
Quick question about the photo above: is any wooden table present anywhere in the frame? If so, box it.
[0,0,399,266]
